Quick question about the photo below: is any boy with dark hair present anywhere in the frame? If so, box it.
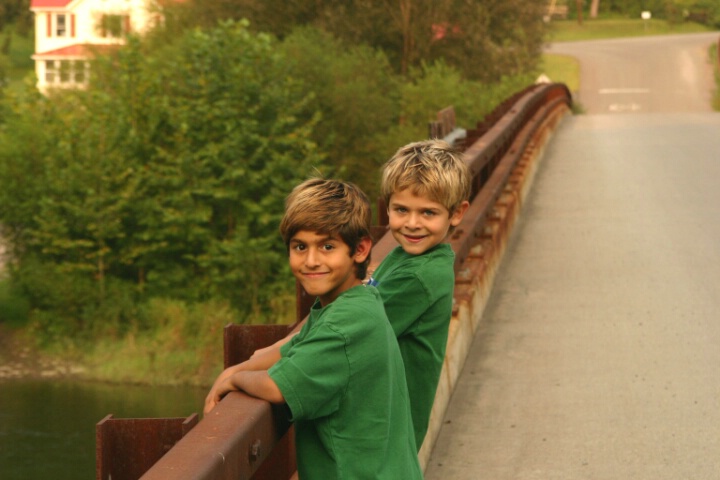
[204,178,422,480]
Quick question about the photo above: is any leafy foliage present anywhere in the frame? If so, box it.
[169,0,547,82]
[0,0,32,35]
[0,21,324,338]
[0,9,537,354]
[277,27,400,200]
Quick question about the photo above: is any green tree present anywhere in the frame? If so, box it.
[170,0,547,82]
[278,26,400,200]
[0,21,325,337]
[0,0,32,35]
[431,0,547,82]
[0,10,539,345]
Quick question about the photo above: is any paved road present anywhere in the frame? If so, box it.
[547,32,718,113]
[426,33,720,480]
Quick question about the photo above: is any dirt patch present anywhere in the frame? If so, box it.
[0,324,86,380]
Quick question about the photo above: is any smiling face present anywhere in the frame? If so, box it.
[388,189,468,256]
[289,230,371,307]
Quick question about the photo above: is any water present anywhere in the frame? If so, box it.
[0,379,207,480]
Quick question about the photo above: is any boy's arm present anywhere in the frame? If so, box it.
[250,318,306,359]
[204,346,283,414]
[230,370,285,403]
[205,370,285,413]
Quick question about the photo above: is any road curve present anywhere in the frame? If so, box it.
[546,32,719,114]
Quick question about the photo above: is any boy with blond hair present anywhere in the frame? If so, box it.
[369,139,471,449]
[204,178,422,480]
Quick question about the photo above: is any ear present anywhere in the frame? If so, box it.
[353,236,372,263]
[449,200,470,227]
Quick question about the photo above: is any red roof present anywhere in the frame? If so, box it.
[30,0,73,7]
[33,43,119,58]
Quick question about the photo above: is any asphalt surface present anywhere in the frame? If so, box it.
[546,32,718,114]
[426,32,720,480]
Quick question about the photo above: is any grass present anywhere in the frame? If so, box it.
[545,17,714,43]
[539,53,579,92]
[712,42,720,111]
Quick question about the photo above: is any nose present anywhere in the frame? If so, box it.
[406,212,421,229]
[305,247,320,267]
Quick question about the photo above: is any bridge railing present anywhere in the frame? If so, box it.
[96,82,572,480]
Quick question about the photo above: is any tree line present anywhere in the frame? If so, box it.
[0,0,31,35]
[166,0,546,83]
[0,1,542,346]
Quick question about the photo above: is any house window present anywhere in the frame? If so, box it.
[56,14,67,37]
[99,14,130,38]
[59,60,72,82]
[45,60,56,83]
[45,60,88,86]
[47,13,74,38]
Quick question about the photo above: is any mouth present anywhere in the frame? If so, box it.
[302,272,329,278]
[402,234,426,244]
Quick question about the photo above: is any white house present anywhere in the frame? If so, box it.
[30,0,173,93]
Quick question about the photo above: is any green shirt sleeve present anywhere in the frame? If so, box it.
[269,323,350,421]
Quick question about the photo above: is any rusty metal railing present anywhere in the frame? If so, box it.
[97,82,572,480]
[372,82,572,270]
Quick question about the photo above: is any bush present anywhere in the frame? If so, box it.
[0,277,29,326]
[0,21,324,341]
[0,18,536,372]
[278,26,400,200]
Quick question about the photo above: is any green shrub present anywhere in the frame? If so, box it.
[0,21,324,342]
[0,278,29,326]
[0,19,539,383]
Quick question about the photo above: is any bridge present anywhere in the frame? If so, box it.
[425,32,720,480]
[96,32,720,479]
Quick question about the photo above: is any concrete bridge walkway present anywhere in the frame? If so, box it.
[425,112,720,480]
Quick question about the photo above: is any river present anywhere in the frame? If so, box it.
[0,379,208,480]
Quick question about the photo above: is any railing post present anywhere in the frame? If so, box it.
[96,414,198,480]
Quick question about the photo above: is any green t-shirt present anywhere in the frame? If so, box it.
[368,243,455,449]
[268,285,422,480]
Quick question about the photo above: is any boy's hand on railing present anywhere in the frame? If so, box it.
[204,369,285,414]
[204,343,288,414]
[204,364,242,414]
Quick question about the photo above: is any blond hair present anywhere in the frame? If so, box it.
[381,139,471,215]
[280,178,372,279]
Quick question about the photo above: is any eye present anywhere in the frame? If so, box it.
[321,243,335,251]
[291,243,306,252]
[393,206,407,214]
[423,209,438,217]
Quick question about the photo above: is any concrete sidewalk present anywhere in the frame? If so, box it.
[425,113,720,480]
